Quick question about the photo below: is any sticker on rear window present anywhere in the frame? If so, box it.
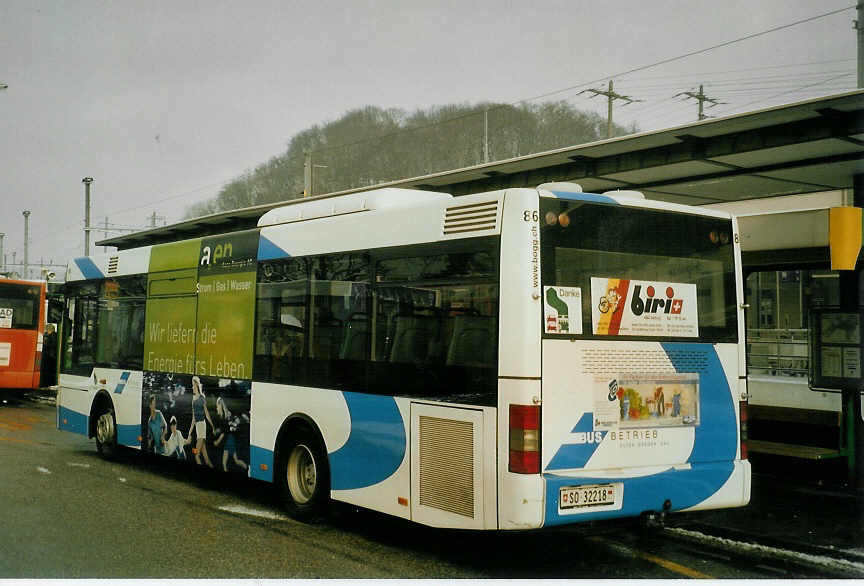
[544,286,582,335]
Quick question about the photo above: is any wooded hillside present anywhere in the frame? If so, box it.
[183,101,635,218]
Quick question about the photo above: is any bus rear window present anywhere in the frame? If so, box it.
[0,283,40,329]
[540,200,737,343]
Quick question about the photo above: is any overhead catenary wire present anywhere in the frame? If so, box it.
[96,5,857,218]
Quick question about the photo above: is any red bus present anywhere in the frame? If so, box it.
[0,278,47,389]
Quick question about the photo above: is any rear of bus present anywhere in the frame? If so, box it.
[0,279,46,390]
[502,187,750,528]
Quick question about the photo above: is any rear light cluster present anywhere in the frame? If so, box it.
[739,401,749,460]
[509,404,540,474]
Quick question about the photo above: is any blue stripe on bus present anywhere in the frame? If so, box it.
[113,371,131,394]
[548,191,618,205]
[545,413,604,470]
[250,445,274,482]
[118,424,140,447]
[329,392,406,491]
[58,406,88,436]
[661,342,737,463]
[542,460,735,526]
[74,257,104,280]
[257,235,290,261]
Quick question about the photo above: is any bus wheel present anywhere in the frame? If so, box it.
[95,405,118,459]
[277,424,330,522]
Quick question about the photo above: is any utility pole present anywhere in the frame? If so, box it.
[303,151,312,197]
[483,109,489,164]
[82,177,93,256]
[22,210,30,280]
[103,216,109,252]
[0,233,4,274]
[857,2,864,88]
[302,151,328,197]
[578,81,642,139]
[675,85,726,121]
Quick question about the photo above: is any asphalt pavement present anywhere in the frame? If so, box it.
[11,387,864,565]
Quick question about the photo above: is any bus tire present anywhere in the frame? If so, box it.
[276,423,330,522]
[94,403,119,460]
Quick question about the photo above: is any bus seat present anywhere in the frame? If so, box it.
[339,314,369,360]
[310,318,342,360]
[446,315,495,367]
[389,315,440,364]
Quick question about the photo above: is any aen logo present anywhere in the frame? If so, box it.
[630,285,683,316]
[200,242,234,266]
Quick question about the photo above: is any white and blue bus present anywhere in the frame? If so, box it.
[57,184,750,529]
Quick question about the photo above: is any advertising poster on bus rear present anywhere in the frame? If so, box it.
[590,277,698,337]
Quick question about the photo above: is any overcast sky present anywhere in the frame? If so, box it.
[0,0,857,277]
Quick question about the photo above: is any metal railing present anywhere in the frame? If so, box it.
[746,328,809,377]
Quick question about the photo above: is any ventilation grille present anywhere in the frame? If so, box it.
[418,415,474,518]
[107,256,119,274]
[443,201,498,235]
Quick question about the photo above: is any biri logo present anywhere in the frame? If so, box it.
[630,285,683,316]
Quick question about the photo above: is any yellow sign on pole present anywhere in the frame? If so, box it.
[829,206,863,270]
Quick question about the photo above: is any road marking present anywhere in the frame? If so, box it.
[0,436,38,445]
[219,504,289,521]
[591,536,713,579]
[36,467,51,475]
[67,462,91,469]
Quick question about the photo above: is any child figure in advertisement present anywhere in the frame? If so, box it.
[163,415,188,459]
[188,376,215,468]
[147,395,167,454]
[672,389,682,418]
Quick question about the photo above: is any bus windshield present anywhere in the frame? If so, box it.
[540,200,737,342]
[0,282,41,330]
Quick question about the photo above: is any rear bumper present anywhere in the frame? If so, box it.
[542,459,750,527]
[0,370,39,389]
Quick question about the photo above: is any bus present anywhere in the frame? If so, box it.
[57,184,750,529]
[0,277,48,390]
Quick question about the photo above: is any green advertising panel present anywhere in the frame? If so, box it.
[143,240,202,375]
[194,230,259,379]
[143,295,198,374]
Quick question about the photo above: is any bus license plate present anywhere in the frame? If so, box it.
[559,483,618,510]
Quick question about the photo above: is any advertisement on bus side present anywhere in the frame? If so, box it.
[590,277,698,337]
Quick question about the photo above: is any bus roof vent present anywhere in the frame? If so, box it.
[538,182,583,193]
[603,189,645,200]
[443,200,499,236]
[258,188,451,228]
[107,256,119,274]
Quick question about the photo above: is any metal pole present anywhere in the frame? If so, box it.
[857,2,864,88]
[22,210,30,280]
[103,216,108,253]
[607,81,614,139]
[483,109,489,163]
[304,151,312,197]
[0,233,4,273]
[82,177,93,256]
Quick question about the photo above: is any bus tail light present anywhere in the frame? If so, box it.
[739,401,748,460]
[509,404,540,474]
